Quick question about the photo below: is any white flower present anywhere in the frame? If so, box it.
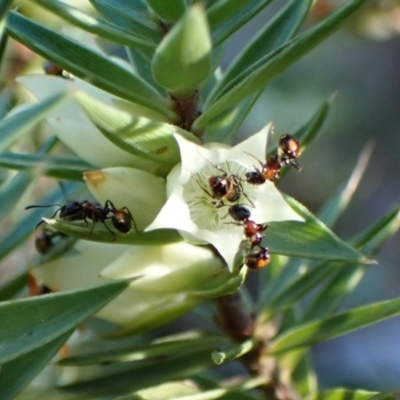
[146,123,303,272]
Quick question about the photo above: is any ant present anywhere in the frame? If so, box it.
[245,134,301,185]
[196,159,253,208]
[245,154,282,184]
[228,205,268,249]
[245,246,270,270]
[26,200,138,241]
[277,134,301,170]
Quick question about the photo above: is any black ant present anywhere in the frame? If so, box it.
[277,134,301,170]
[245,246,270,270]
[26,200,138,241]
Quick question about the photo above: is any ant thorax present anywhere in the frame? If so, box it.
[183,160,258,231]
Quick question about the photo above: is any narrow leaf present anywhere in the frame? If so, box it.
[318,141,374,227]
[0,330,74,400]
[302,206,400,322]
[31,0,155,50]
[208,0,313,104]
[0,0,13,63]
[270,295,400,355]
[0,152,92,181]
[195,0,369,128]
[207,0,273,47]
[0,93,66,152]
[59,334,228,366]
[0,280,128,363]
[90,0,159,43]
[44,218,183,246]
[7,12,170,117]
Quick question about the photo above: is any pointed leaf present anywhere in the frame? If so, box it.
[302,206,400,322]
[0,280,128,363]
[195,0,369,128]
[267,197,368,264]
[0,0,13,63]
[270,295,400,355]
[208,0,313,104]
[90,0,159,43]
[151,5,212,94]
[31,0,155,50]
[0,330,74,400]
[0,93,66,152]
[318,142,374,227]
[0,152,92,181]
[207,0,273,46]
[7,12,171,117]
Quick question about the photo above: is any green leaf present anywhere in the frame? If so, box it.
[31,0,155,50]
[0,280,128,363]
[309,389,395,400]
[269,295,400,355]
[0,0,13,63]
[207,0,273,47]
[0,152,92,181]
[44,217,183,246]
[90,0,159,44]
[0,182,82,261]
[59,333,228,366]
[147,0,187,22]
[318,142,374,227]
[7,12,171,118]
[0,93,66,152]
[60,349,215,396]
[75,91,198,164]
[151,5,212,95]
[302,206,400,323]
[267,197,369,264]
[0,271,28,302]
[0,330,74,400]
[195,0,369,128]
[208,0,313,105]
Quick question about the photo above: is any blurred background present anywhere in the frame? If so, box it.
[1,0,400,393]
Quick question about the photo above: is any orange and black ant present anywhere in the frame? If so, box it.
[277,134,301,170]
[195,159,253,208]
[26,200,138,241]
[43,61,70,79]
[227,204,268,249]
[245,246,270,270]
[245,154,282,184]
[245,134,301,185]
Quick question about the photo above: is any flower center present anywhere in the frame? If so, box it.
[183,161,257,230]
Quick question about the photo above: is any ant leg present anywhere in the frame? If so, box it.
[101,220,116,242]
[104,200,116,213]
